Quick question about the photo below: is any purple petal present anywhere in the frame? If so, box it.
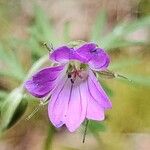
[86,90,105,121]
[75,43,97,62]
[88,70,112,109]
[65,80,87,132]
[76,43,110,71]
[48,76,71,128]
[24,65,65,98]
[48,75,88,132]
[84,79,105,121]
[50,46,76,63]
[88,48,110,71]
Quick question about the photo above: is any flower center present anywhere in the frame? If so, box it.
[67,64,88,84]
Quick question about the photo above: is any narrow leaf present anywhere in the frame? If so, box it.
[0,88,27,130]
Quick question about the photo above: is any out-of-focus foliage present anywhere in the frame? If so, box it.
[0,44,25,81]
[0,88,27,131]
[0,4,149,147]
[91,11,150,49]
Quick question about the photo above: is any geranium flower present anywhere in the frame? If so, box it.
[25,42,112,132]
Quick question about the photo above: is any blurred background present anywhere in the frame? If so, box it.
[0,0,150,150]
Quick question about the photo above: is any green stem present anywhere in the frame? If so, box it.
[43,125,55,150]
[82,120,89,143]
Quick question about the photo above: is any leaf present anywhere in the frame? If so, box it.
[91,10,107,41]
[100,81,113,97]
[0,70,23,81]
[110,58,140,70]
[7,98,28,129]
[0,91,8,110]
[0,44,9,63]
[7,50,25,79]
[27,36,45,57]
[33,4,59,45]
[63,21,70,42]
[0,91,8,99]
[88,120,106,134]
[113,16,150,36]
[121,74,150,86]
[96,16,150,50]
[102,39,145,50]
[0,43,25,80]
[0,88,27,131]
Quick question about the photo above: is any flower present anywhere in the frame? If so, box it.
[25,42,112,132]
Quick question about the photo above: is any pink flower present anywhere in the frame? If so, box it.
[25,42,112,132]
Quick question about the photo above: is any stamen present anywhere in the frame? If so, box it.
[67,65,84,83]
[68,73,71,78]
[76,71,83,79]
[71,79,74,84]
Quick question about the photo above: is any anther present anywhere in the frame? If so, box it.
[71,79,74,84]
[68,73,71,78]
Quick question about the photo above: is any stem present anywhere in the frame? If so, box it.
[43,125,55,150]
[82,120,89,143]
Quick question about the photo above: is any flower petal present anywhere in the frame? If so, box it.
[65,80,87,132]
[75,43,97,62]
[78,79,104,121]
[88,70,112,109]
[24,65,64,98]
[50,46,75,63]
[88,48,110,71]
[76,43,110,71]
[48,76,71,128]
[86,95,105,121]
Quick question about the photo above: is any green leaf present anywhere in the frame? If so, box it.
[0,43,25,80]
[0,70,23,81]
[33,5,58,45]
[97,16,150,50]
[7,50,25,79]
[0,88,27,131]
[0,91,8,110]
[110,58,140,70]
[113,16,150,36]
[88,120,106,133]
[103,39,145,50]
[27,36,45,57]
[0,91,8,99]
[122,74,150,86]
[63,22,70,42]
[0,43,11,64]
[100,81,113,97]
[91,10,107,41]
